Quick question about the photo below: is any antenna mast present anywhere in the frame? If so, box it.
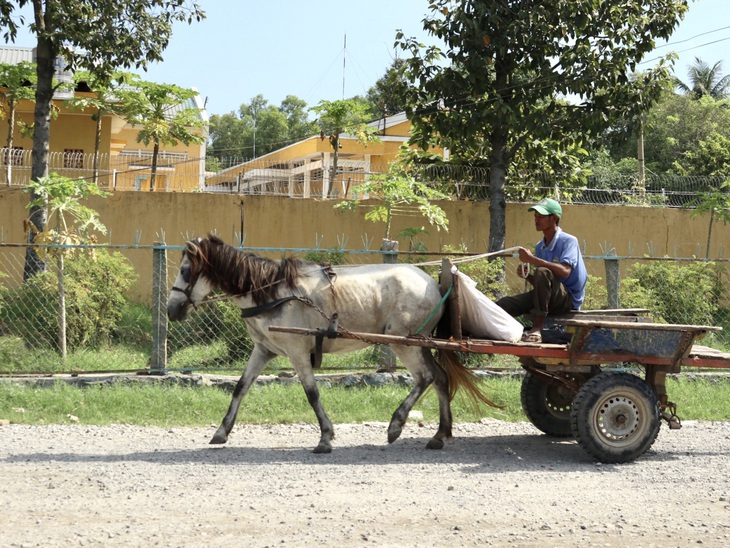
[342,34,346,99]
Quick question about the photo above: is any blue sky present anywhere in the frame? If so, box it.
[8,0,730,117]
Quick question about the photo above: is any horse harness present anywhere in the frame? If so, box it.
[173,262,340,368]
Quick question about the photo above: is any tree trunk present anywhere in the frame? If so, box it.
[150,141,159,191]
[327,144,339,198]
[487,134,509,253]
[24,32,56,280]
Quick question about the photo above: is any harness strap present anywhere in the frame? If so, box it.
[239,295,302,318]
[415,284,452,335]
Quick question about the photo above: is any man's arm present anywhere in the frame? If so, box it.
[518,246,573,280]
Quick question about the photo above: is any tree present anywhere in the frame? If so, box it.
[280,95,318,142]
[365,59,410,120]
[397,0,687,252]
[674,57,730,100]
[24,173,108,357]
[65,70,134,185]
[117,80,206,191]
[240,95,288,158]
[0,0,204,276]
[208,95,317,164]
[335,158,450,243]
[0,60,35,184]
[310,98,380,198]
[597,89,730,174]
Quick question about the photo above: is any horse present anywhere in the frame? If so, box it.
[167,235,490,453]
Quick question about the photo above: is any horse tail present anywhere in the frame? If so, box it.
[436,349,501,409]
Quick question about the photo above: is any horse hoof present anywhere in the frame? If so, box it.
[313,444,332,454]
[387,426,402,444]
[209,431,228,444]
[426,438,444,450]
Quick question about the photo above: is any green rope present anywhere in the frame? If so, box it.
[416,284,453,335]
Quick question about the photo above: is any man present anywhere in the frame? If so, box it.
[495,198,587,343]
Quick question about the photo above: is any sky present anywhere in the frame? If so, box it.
[7,0,730,117]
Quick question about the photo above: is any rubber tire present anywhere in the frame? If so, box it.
[520,371,578,437]
[570,372,660,464]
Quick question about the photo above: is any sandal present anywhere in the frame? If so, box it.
[521,331,542,343]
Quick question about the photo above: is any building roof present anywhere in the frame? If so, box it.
[0,46,34,65]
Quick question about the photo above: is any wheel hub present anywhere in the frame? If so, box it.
[597,396,641,441]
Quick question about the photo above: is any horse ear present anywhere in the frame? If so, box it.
[185,240,199,256]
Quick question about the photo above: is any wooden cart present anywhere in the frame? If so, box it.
[270,261,730,463]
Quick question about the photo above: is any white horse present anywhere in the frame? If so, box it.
[167,235,488,453]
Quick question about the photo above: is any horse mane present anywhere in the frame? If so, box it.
[186,234,308,304]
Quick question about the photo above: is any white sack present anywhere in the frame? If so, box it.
[454,269,523,342]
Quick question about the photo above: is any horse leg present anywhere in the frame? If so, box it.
[290,356,335,454]
[389,347,452,450]
[210,344,276,444]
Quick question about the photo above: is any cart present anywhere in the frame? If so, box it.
[269,260,730,463]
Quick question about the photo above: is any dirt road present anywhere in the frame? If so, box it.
[1,420,729,547]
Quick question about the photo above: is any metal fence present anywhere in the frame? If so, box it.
[4,147,727,207]
[2,242,729,376]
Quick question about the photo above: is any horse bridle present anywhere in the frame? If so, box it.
[170,261,199,308]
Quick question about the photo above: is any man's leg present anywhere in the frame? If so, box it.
[495,291,534,318]
[530,267,574,334]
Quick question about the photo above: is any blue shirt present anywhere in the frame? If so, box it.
[535,227,587,310]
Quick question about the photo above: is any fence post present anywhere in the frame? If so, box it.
[604,254,621,309]
[150,242,168,373]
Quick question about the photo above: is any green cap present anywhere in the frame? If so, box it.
[528,198,562,219]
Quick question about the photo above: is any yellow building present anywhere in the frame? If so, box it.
[205,112,446,197]
[0,46,208,192]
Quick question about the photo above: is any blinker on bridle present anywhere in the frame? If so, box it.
[170,248,199,308]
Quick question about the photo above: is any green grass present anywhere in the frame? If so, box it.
[0,376,728,427]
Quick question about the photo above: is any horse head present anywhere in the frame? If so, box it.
[167,237,215,321]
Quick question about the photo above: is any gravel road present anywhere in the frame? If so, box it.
[1,420,729,547]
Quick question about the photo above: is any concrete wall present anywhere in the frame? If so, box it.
[1,189,727,301]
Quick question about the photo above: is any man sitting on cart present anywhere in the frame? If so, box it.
[495,198,587,343]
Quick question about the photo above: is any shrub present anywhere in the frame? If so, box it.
[0,250,137,350]
[621,260,722,325]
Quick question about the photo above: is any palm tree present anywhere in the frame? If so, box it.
[674,57,730,100]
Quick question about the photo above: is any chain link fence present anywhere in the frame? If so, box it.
[2,242,730,376]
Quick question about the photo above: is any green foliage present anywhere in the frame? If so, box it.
[336,158,450,241]
[304,249,346,265]
[676,133,730,176]
[621,260,722,325]
[208,95,318,161]
[25,174,109,250]
[397,0,686,250]
[582,274,609,310]
[641,92,730,174]
[0,250,137,350]
[674,57,730,100]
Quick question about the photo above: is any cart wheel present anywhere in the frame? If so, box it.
[520,372,577,437]
[570,372,660,463]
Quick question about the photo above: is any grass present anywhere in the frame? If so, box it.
[1,376,728,427]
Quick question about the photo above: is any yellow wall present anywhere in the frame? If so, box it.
[2,190,729,302]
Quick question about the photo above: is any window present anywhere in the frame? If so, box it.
[63,149,84,169]
[3,147,23,166]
